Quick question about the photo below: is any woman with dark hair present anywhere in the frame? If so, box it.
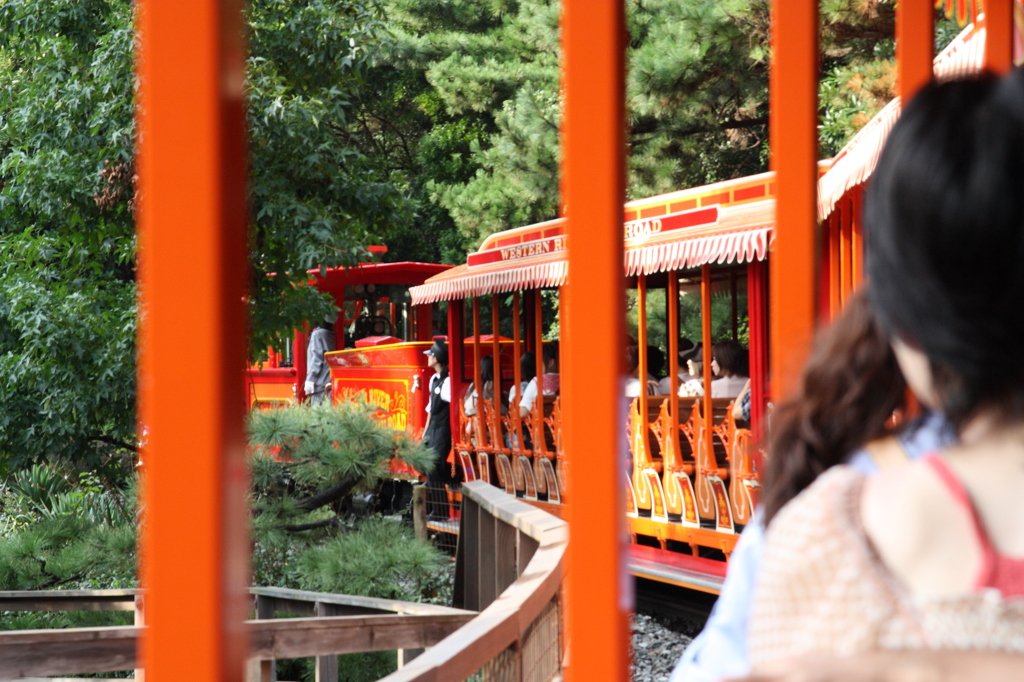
[658,338,696,394]
[625,344,663,397]
[509,352,537,406]
[670,292,952,682]
[464,354,501,418]
[748,69,1024,668]
[518,342,560,417]
[710,339,749,399]
[677,344,705,397]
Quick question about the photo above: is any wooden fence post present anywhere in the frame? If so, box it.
[413,485,427,542]
[134,594,145,682]
[397,646,424,670]
[314,602,340,682]
[247,595,276,682]
[478,508,497,608]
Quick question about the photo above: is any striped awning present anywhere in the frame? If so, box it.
[411,199,775,305]
[817,22,986,221]
[409,260,569,305]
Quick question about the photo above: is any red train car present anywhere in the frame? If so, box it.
[244,260,451,414]
[410,18,1002,590]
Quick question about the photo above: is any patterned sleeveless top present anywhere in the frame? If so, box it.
[749,466,1024,670]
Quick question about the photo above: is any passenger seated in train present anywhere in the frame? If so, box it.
[677,344,705,397]
[732,378,752,423]
[464,354,505,418]
[646,345,665,381]
[709,340,749,398]
[674,343,749,398]
[508,352,536,406]
[518,341,559,417]
[625,345,663,397]
[657,337,695,394]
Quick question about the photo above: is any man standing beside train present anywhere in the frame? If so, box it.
[422,340,453,518]
[304,311,337,405]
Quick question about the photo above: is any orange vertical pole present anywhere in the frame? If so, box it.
[700,265,713,458]
[448,300,466,443]
[472,297,483,405]
[985,0,1014,75]
[638,274,647,385]
[491,294,502,416]
[828,216,841,319]
[668,273,680,425]
[730,273,739,341]
[770,0,818,400]
[839,197,854,302]
[534,288,545,427]
[562,0,629,680]
[137,0,250,680]
[897,0,934,103]
[637,275,650,429]
[512,292,522,404]
[852,190,864,287]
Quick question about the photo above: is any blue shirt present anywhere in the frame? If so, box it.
[669,412,954,682]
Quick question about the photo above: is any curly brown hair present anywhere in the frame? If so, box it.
[761,291,907,525]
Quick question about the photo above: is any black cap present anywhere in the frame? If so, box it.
[424,340,448,365]
[681,343,703,364]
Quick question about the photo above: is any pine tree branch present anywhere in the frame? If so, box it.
[89,435,138,453]
[39,571,85,589]
[668,116,769,139]
[294,472,362,511]
[280,516,343,532]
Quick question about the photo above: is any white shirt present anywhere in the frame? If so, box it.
[658,373,688,396]
[676,375,748,399]
[678,378,704,397]
[508,381,529,405]
[710,375,748,399]
[424,373,451,414]
[625,375,664,397]
[519,374,559,413]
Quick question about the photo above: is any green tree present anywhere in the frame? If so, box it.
[356,0,922,255]
[0,0,406,474]
[0,401,445,680]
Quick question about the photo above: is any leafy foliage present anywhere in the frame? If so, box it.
[358,0,897,251]
[297,516,446,600]
[0,471,137,592]
[248,401,433,486]
[0,402,448,681]
[0,0,411,474]
[355,0,924,255]
[0,0,960,479]
[0,233,137,477]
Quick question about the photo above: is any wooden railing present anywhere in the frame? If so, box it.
[0,482,566,682]
[0,586,474,681]
[380,480,567,682]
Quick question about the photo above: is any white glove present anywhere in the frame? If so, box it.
[304,381,315,395]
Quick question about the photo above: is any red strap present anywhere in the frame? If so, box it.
[923,454,998,587]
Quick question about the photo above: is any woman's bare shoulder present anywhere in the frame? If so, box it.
[861,459,979,594]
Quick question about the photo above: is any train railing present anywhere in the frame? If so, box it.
[0,586,474,681]
[457,390,759,543]
[381,480,567,682]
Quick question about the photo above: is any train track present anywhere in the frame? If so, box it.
[634,577,718,626]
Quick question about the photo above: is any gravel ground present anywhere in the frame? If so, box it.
[631,612,704,682]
